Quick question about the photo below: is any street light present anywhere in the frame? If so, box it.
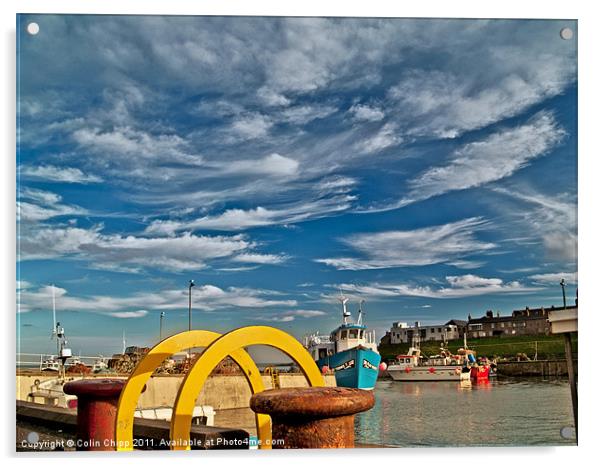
[188,280,195,332]
[160,311,165,341]
[560,278,567,309]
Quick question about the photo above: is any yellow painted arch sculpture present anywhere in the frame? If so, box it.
[115,326,325,451]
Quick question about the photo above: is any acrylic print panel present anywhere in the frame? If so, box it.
[16,15,577,451]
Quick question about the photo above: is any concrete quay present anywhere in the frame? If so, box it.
[17,372,336,411]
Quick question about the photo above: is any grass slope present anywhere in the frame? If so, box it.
[378,334,578,361]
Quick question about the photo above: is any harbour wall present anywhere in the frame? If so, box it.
[496,359,577,377]
[16,373,336,410]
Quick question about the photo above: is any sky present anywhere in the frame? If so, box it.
[16,15,577,357]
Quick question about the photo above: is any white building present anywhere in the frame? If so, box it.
[389,321,464,344]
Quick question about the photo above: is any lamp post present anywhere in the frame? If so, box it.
[188,280,195,332]
[159,311,165,341]
[560,278,567,309]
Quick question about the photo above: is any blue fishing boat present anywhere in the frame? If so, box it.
[304,296,381,390]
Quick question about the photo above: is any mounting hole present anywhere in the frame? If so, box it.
[26,22,40,35]
[560,426,576,439]
[560,27,573,40]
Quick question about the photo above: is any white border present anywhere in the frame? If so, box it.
[3,1,600,465]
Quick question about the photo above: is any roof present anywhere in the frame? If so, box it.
[445,319,467,326]
[468,305,577,324]
[332,323,367,332]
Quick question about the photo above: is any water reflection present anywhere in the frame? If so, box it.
[355,377,575,447]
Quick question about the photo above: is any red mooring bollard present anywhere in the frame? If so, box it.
[63,379,126,451]
[250,387,374,448]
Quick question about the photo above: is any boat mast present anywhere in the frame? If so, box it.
[51,284,58,355]
[357,299,365,326]
[338,291,351,324]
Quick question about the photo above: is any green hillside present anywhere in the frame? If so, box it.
[378,334,578,361]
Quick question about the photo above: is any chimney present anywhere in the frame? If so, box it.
[486,310,493,319]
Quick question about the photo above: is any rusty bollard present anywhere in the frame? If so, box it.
[63,379,126,451]
[250,387,374,449]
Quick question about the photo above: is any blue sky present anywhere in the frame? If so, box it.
[16,15,577,357]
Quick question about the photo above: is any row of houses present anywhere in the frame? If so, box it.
[382,304,578,344]
[388,319,467,344]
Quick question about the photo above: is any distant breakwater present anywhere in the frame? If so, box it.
[496,359,577,377]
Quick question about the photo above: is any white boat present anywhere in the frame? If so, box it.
[29,377,78,408]
[91,356,109,372]
[387,347,471,381]
[135,405,215,427]
[387,331,474,382]
[40,355,60,371]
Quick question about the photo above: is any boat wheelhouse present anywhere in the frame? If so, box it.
[305,296,381,390]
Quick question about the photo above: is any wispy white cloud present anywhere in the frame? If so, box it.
[529,272,578,285]
[280,104,338,125]
[19,165,102,184]
[317,217,494,270]
[18,225,265,272]
[108,310,148,319]
[334,274,541,299]
[356,123,402,154]
[20,284,297,314]
[229,113,273,140]
[348,104,385,122]
[21,188,62,205]
[18,202,84,222]
[406,112,565,202]
[491,186,577,263]
[145,192,356,234]
[256,87,291,106]
[73,126,202,166]
[205,153,299,177]
[360,112,566,213]
[254,309,326,322]
[388,53,574,139]
[447,260,486,270]
[233,253,289,265]
[18,188,88,222]
[17,280,33,290]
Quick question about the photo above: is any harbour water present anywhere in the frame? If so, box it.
[355,377,576,447]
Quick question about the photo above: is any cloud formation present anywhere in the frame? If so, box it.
[335,274,541,299]
[317,217,495,270]
[255,309,326,322]
[19,225,275,272]
[19,284,297,314]
[20,165,102,184]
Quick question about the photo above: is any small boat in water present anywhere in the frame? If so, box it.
[304,296,381,390]
[387,346,472,382]
[387,333,488,382]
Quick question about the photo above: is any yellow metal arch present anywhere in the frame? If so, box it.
[114,330,268,451]
[170,326,325,450]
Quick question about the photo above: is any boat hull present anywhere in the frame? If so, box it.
[470,365,491,380]
[388,365,469,381]
[317,347,381,390]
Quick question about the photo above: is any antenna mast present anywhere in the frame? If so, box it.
[357,299,365,326]
[51,284,57,336]
[338,290,351,324]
